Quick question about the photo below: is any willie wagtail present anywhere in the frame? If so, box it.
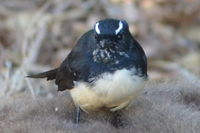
[28,18,148,123]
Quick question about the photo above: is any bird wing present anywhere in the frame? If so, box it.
[27,30,94,91]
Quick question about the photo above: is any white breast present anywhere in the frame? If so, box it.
[70,68,146,112]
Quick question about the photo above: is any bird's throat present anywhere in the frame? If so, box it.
[92,48,116,64]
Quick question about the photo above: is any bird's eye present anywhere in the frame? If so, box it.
[117,34,122,40]
[95,34,99,40]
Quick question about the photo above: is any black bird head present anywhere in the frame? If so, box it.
[94,19,129,49]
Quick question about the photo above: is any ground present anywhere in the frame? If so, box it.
[1,79,200,133]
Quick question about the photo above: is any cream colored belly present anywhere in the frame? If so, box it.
[70,69,146,112]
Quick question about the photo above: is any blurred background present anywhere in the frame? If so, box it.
[0,0,200,98]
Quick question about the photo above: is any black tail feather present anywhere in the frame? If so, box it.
[27,68,58,80]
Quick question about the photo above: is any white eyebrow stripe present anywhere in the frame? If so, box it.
[115,21,123,35]
[95,22,100,34]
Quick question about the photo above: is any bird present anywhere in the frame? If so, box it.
[27,18,148,124]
